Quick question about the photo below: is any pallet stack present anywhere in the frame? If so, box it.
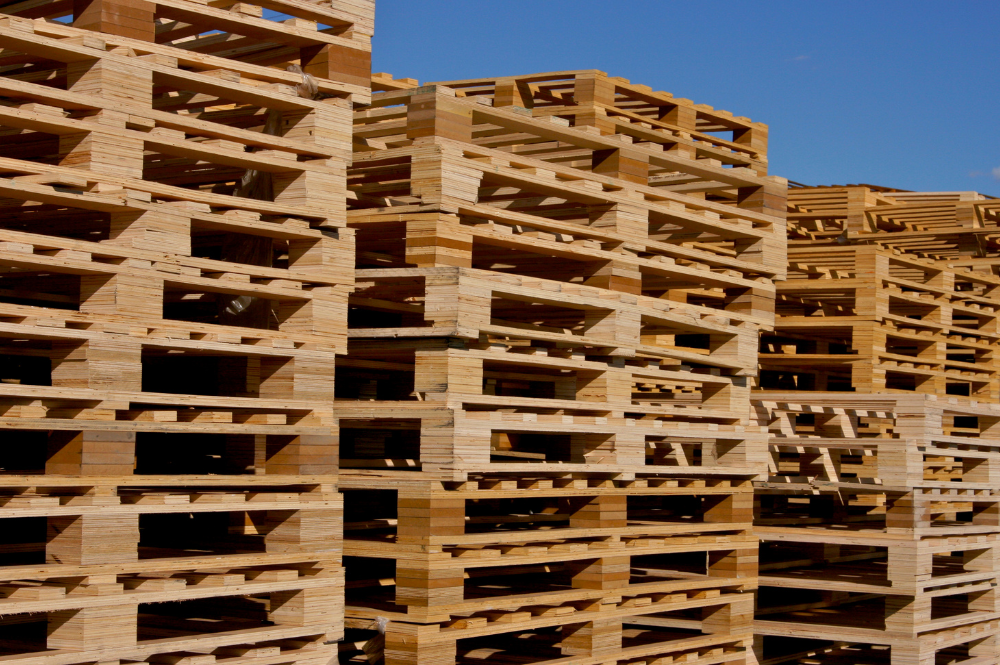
[336,71,788,665]
[0,2,370,665]
[752,184,1000,665]
[761,185,1000,397]
[753,393,1000,665]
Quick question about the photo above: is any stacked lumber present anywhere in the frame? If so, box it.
[0,1,371,664]
[752,393,1000,665]
[336,73,788,665]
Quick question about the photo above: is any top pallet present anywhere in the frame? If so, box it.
[1,0,374,104]
[353,80,787,272]
[428,70,769,175]
[789,185,1000,260]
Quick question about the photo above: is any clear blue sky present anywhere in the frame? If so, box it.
[371,0,999,196]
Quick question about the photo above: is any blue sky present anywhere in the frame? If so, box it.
[371,1,999,196]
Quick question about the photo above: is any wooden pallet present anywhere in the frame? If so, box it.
[756,626,1000,665]
[349,267,762,370]
[335,402,764,481]
[368,70,769,182]
[755,617,1000,665]
[787,185,1000,259]
[430,70,771,177]
[0,1,373,104]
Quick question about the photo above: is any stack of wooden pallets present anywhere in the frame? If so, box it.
[753,393,1000,665]
[763,185,1000,398]
[752,186,1000,664]
[336,72,788,665]
[0,1,370,664]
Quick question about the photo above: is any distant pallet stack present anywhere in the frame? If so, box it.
[786,186,1000,259]
[761,244,1000,398]
[762,185,1000,398]
[0,2,370,665]
[752,392,1000,665]
[337,73,787,665]
[754,186,1000,664]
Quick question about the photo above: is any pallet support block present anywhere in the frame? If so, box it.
[704,594,754,635]
[584,257,643,295]
[278,290,347,343]
[50,338,143,392]
[405,215,473,268]
[265,434,339,475]
[48,603,139,651]
[73,0,154,40]
[259,355,337,400]
[414,348,483,394]
[572,73,616,134]
[266,509,342,552]
[569,555,631,590]
[301,42,372,90]
[289,232,355,278]
[493,78,532,109]
[108,209,192,256]
[408,146,482,205]
[269,582,343,628]
[406,91,473,143]
[588,202,649,241]
[889,643,936,665]
[733,124,768,169]
[422,271,491,329]
[575,366,633,403]
[46,430,136,475]
[384,623,456,665]
[737,176,787,218]
[396,495,465,544]
[274,164,347,217]
[561,608,623,657]
[659,102,698,159]
[592,147,649,186]
[80,272,164,321]
[47,513,140,565]
[58,110,146,179]
[395,563,464,608]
